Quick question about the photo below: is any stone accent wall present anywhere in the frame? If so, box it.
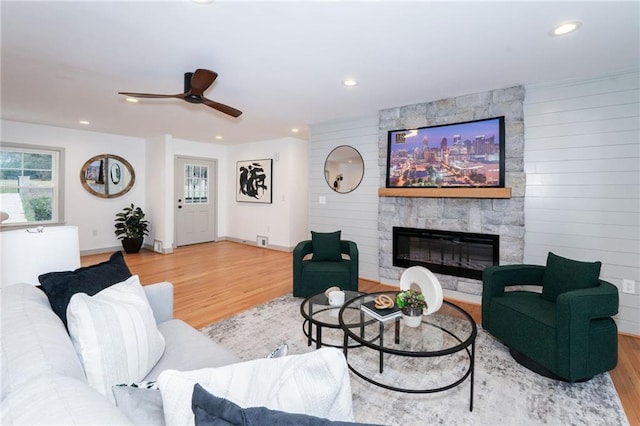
[378,86,526,296]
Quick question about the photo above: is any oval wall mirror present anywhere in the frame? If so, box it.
[324,145,364,193]
[80,154,135,198]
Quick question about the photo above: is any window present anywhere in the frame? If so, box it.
[0,144,64,226]
[184,164,209,204]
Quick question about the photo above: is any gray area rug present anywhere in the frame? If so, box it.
[200,294,628,426]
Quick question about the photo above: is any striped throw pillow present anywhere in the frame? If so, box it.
[67,275,165,400]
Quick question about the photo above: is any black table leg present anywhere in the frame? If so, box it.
[394,318,400,344]
[316,324,322,349]
[343,332,349,359]
[307,304,313,347]
[470,340,475,411]
[379,321,384,373]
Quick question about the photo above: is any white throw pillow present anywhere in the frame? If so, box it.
[67,275,166,400]
[158,347,354,426]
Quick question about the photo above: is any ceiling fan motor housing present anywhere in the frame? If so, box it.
[183,72,201,103]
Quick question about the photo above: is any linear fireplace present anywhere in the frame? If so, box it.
[393,227,499,280]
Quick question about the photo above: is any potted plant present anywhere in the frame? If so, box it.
[114,203,150,253]
[396,290,427,327]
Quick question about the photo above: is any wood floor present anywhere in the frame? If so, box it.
[82,241,639,424]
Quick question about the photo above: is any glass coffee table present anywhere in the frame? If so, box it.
[338,291,477,411]
[300,290,366,349]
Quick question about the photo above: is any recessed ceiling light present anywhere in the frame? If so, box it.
[191,0,214,4]
[125,97,139,103]
[291,128,299,133]
[79,120,90,125]
[215,135,223,140]
[550,21,582,36]
[343,79,358,87]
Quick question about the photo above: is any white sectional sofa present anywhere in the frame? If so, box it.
[0,226,357,425]
[0,280,241,425]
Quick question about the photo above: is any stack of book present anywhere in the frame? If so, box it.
[360,300,402,323]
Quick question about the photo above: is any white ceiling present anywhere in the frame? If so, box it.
[1,1,638,145]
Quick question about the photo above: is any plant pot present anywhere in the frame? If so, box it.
[121,237,143,254]
[401,307,423,328]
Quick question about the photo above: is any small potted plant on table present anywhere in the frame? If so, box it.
[114,203,150,253]
[396,290,427,327]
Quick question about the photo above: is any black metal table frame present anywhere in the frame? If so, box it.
[338,291,477,412]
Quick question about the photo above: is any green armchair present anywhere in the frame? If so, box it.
[482,253,618,382]
[293,233,358,298]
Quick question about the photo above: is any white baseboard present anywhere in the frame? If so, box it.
[222,236,293,253]
[80,246,121,256]
[80,244,173,256]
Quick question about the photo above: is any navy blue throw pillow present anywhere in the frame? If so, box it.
[191,384,375,426]
[39,251,132,328]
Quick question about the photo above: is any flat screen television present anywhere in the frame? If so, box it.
[386,116,505,188]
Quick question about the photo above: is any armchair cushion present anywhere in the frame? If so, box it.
[311,231,342,262]
[541,252,601,302]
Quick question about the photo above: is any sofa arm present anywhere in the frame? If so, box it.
[556,280,619,381]
[342,240,359,283]
[556,280,619,339]
[144,281,174,324]
[482,265,545,297]
[482,265,546,330]
[293,240,313,289]
[341,240,358,260]
[293,240,313,261]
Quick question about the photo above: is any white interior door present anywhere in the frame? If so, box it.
[175,157,217,246]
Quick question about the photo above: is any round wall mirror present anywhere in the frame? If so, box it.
[80,154,135,198]
[324,145,364,193]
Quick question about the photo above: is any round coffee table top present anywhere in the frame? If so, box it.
[339,291,477,356]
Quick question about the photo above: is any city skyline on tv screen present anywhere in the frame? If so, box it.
[386,117,504,188]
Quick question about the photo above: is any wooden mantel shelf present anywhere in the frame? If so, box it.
[378,187,512,199]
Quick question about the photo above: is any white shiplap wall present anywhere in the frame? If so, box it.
[308,115,380,281]
[523,71,640,336]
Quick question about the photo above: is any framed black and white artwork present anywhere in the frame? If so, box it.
[236,159,272,203]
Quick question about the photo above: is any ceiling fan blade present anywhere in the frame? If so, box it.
[202,97,243,117]
[118,92,184,99]
[188,69,218,96]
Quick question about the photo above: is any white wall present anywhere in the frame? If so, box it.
[523,71,640,335]
[156,137,306,251]
[1,120,146,252]
[1,120,308,255]
[308,116,380,281]
[283,139,309,248]
[226,137,308,250]
[145,134,173,252]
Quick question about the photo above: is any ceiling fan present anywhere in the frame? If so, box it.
[118,69,242,117]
